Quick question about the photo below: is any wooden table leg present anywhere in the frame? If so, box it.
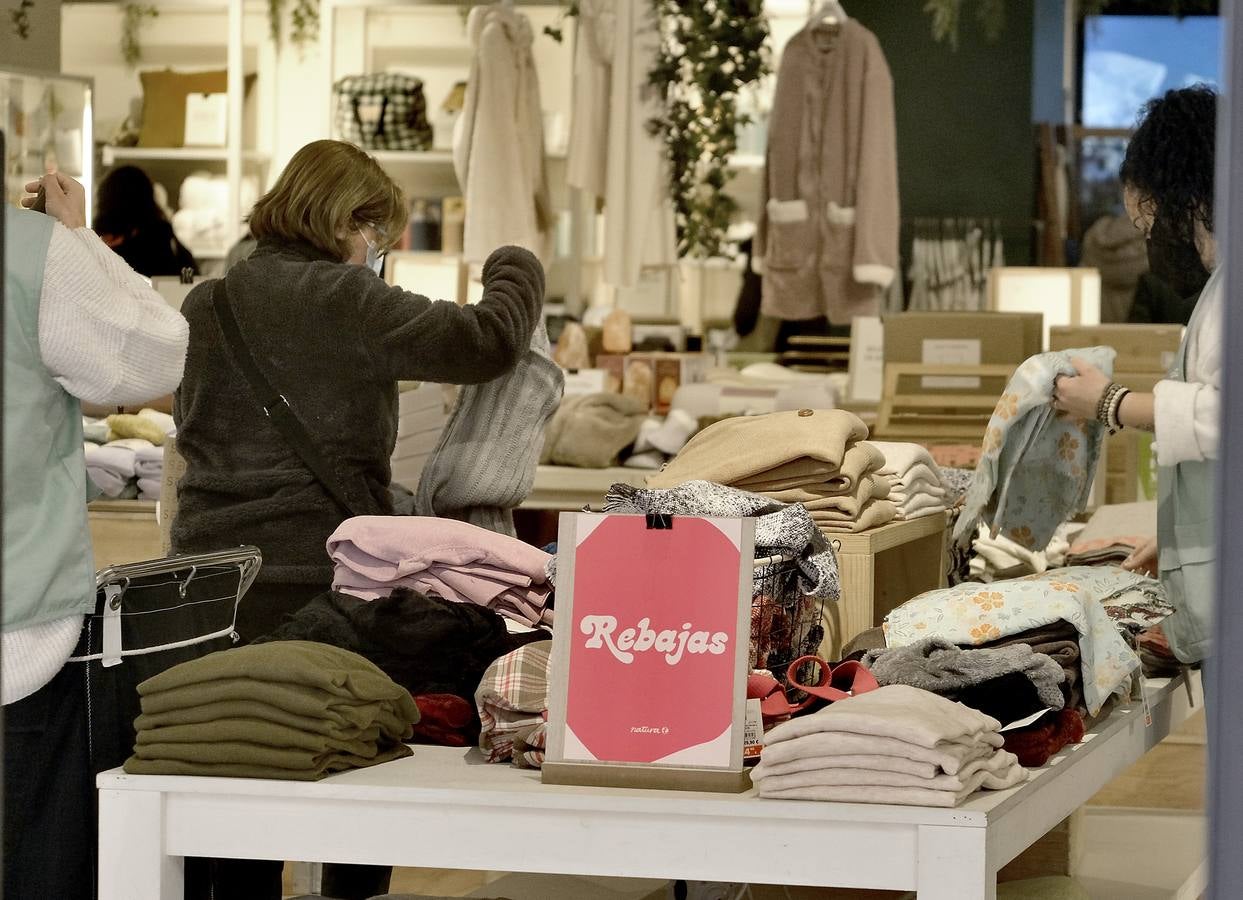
[916,823,996,900]
[98,789,184,900]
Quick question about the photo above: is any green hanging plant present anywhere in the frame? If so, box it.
[121,4,159,67]
[925,0,1219,49]
[267,0,319,51]
[10,0,34,39]
[647,0,771,259]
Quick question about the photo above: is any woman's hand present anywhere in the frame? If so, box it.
[22,172,87,230]
[1052,357,1110,421]
[1122,536,1159,577]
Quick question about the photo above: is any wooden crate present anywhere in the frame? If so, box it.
[88,500,163,570]
[875,362,1015,442]
[820,512,949,658]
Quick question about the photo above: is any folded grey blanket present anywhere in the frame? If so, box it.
[862,637,1065,711]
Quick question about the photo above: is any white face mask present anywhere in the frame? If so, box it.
[363,232,385,276]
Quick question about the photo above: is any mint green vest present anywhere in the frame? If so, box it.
[3,207,95,631]
[1157,266,1220,664]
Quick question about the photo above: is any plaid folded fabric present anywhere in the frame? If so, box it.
[476,641,551,766]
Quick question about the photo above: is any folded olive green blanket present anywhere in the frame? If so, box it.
[123,743,413,782]
[125,641,419,780]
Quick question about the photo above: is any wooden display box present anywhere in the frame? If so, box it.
[820,512,949,658]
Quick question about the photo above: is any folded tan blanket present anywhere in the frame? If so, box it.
[735,442,884,494]
[123,743,413,782]
[757,730,994,776]
[753,748,1021,792]
[815,499,898,533]
[764,474,892,510]
[763,684,1004,750]
[647,409,868,489]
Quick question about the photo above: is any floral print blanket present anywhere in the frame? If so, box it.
[883,566,1147,716]
[952,347,1116,552]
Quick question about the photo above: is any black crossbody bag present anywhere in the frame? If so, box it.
[211,279,362,517]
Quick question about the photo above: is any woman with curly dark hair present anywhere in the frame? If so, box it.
[1054,85,1220,665]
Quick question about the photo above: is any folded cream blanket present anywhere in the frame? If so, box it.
[758,731,995,776]
[757,755,1027,806]
[753,748,1022,792]
[647,409,868,489]
[763,684,1004,750]
[865,441,942,480]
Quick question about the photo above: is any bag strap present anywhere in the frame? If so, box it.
[210,279,362,518]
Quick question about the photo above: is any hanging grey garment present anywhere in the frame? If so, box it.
[603,480,840,601]
[953,346,1115,553]
[415,319,564,537]
[862,637,1066,711]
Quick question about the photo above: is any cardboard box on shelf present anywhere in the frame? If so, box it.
[883,311,1042,394]
[1050,324,1183,392]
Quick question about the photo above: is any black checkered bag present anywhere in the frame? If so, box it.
[333,73,433,151]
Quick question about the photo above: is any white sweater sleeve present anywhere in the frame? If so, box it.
[1153,271,1223,466]
[38,223,189,406]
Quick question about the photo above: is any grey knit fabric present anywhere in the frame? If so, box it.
[415,319,564,536]
[862,638,1066,710]
[603,480,841,602]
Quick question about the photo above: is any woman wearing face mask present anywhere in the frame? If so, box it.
[171,139,544,899]
[1053,85,1219,667]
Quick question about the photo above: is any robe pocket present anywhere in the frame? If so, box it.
[821,203,857,272]
[765,199,812,270]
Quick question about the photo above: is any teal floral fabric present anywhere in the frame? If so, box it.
[953,347,1116,553]
[883,566,1148,716]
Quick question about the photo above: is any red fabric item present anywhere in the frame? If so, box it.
[1002,708,1086,768]
[410,693,480,747]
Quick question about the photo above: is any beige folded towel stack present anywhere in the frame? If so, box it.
[864,441,950,522]
[752,685,1027,807]
[647,409,897,538]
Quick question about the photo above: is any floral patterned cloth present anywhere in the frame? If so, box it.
[952,347,1116,552]
[882,566,1145,716]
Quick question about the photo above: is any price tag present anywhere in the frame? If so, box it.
[1139,673,1153,728]
[102,584,124,668]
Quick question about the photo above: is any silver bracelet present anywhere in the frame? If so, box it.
[1108,387,1130,434]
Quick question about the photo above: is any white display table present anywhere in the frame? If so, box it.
[97,676,1195,900]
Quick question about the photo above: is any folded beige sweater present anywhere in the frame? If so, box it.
[752,752,943,781]
[815,499,898,533]
[752,748,1021,792]
[758,731,994,776]
[646,409,868,489]
[763,685,1004,750]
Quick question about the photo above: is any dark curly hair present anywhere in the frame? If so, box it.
[1120,84,1218,248]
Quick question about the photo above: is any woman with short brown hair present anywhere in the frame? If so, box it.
[171,139,545,898]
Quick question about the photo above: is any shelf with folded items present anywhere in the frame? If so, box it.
[101,146,272,165]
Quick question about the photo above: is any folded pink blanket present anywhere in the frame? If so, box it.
[328,517,552,627]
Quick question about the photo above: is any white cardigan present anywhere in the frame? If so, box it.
[454,5,552,268]
[1152,265,1223,466]
[3,221,188,706]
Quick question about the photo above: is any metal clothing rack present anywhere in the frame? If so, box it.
[71,546,262,665]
